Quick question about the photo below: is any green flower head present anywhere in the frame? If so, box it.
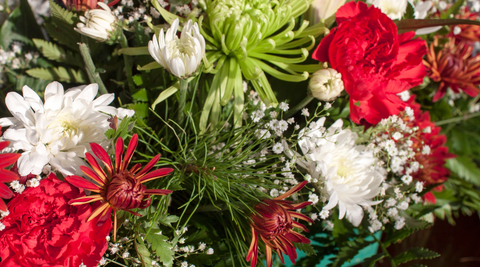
[199,0,326,130]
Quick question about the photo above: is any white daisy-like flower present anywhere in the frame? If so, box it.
[272,143,284,154]
[294,118,385,226]
[75,2,119,42]
[368,0,408,20]
[0,82,134,177]
[148,18,206,79]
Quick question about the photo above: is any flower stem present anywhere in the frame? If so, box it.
[435,111,480,126]
[285,96,314,118]
[78,43,108,95]
[177,79,189,125]
[119,33,135,91]
[372,233,397,267]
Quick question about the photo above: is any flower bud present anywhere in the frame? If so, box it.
[306,0,346,24]
[75,2,120,43]
[308,68,344,101]
[148,18,206,79]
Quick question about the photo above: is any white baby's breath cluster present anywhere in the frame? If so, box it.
[368,112,421,178]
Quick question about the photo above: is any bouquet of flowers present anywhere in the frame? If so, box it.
[0,0,480,266]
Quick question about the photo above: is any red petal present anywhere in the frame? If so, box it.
[90,142,113,176]
[0,140,9,151]
[139,168,173,183]
[266,245,273,267]
[85,153,108,182]
[66,175,101,192]
[274,181,308,200]
[0,169,18,183]
[246,226,258,266]
[0,199,7,212]
[115,137,124,172]
[0,183,13,199]
[87,202,111,222]
[69,195,103,205]
[121,134,138,171]
[290,211,314,223]
[80,165,106,186]
[0,153,21,168]
[145,189,173,196]
[136,154,160,178]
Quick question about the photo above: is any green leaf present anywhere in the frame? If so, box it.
[104,115,136,140]
[151,82,180,109]
[118,46,149,56]
[138,61,163,71]
[26,67,87,83]
[133,102,149,119]
[332,238,372,267]
[49,0,75,24]
[295,242,316,256]
[361,252,385,267]
[441,0,464,19]
[393,247,440,265]
[403,2,415,20]
[447,157,480,186]
[136,236,153,267]
[150,0,184,25]
[146,232,174,267]
[384,221,431,247]
[0,0,43,48]
[157,214,180,227]
[32,39,82,67]
[133,88,149,101]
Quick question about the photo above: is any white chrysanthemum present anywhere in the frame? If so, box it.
[0,82,134,177]
[368,0,408,20]
[148,18,205,79]
[296,118,385,226]
[75,3,119,42]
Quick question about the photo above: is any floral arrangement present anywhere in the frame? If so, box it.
[0,0,480,266]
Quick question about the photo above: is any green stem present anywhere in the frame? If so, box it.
[372,233,397,267]
[435,112,480,126]
[78,43,108,95]
[285,95,314,118]
[177,78,189,125]
[119,33,135,91]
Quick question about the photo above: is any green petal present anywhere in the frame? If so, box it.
[199,71,221,133]
[233,64,244,128]
[276,35,315,50]
[251,38,276,53]
[252,58,309,82]
[238,57,262,80]
[293,20,310,38]
[221,57,239,106]
[249,48,308,64]
[251,73,278,107]
[269,61,322,74]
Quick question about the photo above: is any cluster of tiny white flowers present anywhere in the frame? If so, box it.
[370,113,420,177]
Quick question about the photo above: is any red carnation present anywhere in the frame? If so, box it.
[0,126,20,211]
[0,174,111,267]
[312,1,427,125]
[404,98,456,203]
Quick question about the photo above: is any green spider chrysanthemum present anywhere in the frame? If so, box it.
[198,0,327,130]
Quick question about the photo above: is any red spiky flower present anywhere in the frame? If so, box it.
[403,98,456,203]
[247,181,313,267]
[66,134,173,240]
[423,36,480,102]
[448,7,480,46]
[0,126,20,212]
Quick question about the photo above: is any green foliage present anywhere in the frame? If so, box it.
[330,238,373,267]
[361,253,385,267]
[25,67,86,83]
[383,220,431,247]
[32,39,83,67]
[44,0,81,51]
[146,232,174,267]
[104,115,136,141]
[447,157,480,186]
[0,0,43,48]
[135,236,153,267]
[296,242,316,256]
[392,247,440,265]
[441,0,464,19]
